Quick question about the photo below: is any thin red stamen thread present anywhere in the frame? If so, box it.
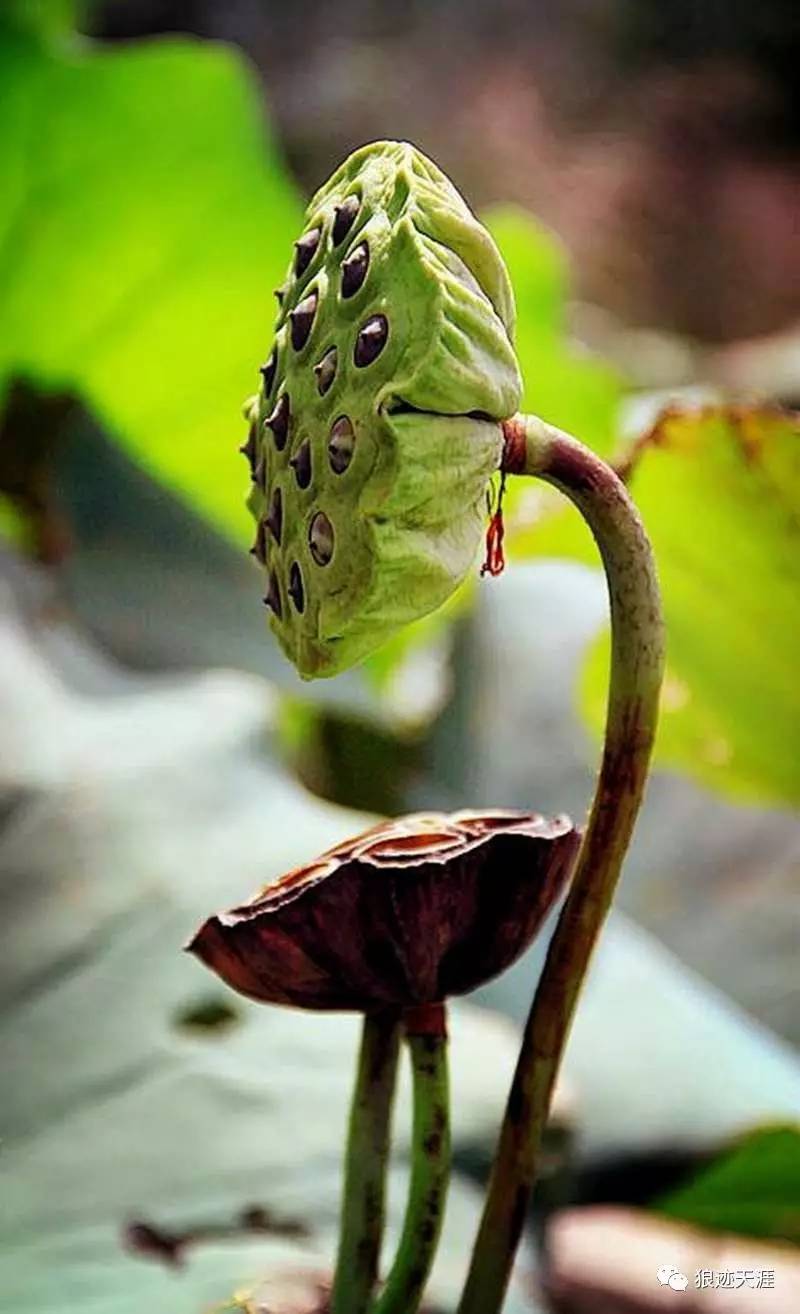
[481,471,507,577]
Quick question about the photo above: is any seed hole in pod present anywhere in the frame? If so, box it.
[239,424,258,474]
[288,562,305,613]
[264,571,282,619]
[265,394,291,451]
[309,511,335,566]
[253,452,267,493]
[314,347,338,396]
[290,439,312,490]
[354,314,388,367]
[259,348,277,395]
[294,227,321,277]
[341,241,369,298]
[332,194,360,246]
[265,486,283,544]
[250,519,268,564]
[274,285,287,308]
[328,416,355,474]
[290,291,318,351]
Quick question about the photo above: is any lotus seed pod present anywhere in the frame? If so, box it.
[188,810,580,1011]
[242,140,522,678]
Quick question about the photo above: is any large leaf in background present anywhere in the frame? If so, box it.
[0,18,302,540]
[485,208,625,563]
[581,406,800,806]
[657,1126,800,1244]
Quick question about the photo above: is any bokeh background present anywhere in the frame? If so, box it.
[1,2,798,1311]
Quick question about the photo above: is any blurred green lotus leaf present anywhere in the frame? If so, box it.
[658,1124,800,1244]
[0,15,302,539]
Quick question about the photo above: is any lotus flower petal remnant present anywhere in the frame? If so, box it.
[242,140,523,678]
[188,810,579,1012]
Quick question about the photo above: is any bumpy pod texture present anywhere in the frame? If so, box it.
[188,810,579,1011]
[242,141,522,678]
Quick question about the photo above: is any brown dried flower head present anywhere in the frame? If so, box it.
[188,810,580,1012]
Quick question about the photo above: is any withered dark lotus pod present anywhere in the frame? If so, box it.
[187,810,579,1012]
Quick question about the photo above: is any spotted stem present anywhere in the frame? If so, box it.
[372,1005,451,1314]
[331,1011,402,1314]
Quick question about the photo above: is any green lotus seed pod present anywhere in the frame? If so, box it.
[243,140,522,678]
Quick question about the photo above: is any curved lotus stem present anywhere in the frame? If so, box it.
[332,1010,402,1314]
[374,1003,450,1314]
[457,415,665,1314]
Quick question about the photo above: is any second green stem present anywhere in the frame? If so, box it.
[374,1012,451,1314]
[332,1010,401,1314]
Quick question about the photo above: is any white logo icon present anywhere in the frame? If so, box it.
[656,1265,688,1291]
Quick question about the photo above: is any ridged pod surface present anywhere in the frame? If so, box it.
[188,810,579,1010]
[242,140,522,678]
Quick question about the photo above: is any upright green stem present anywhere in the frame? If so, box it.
[458,414,665,1314]
[374,1004,451,1314]
[332,1010,402,1314]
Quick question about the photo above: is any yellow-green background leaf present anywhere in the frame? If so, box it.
[0,25,302,541]
[486,208,625,563]
[582,407,800,806]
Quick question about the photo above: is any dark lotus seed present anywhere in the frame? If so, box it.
[265,486,283,544]
[264,571,282,619]
[253,452,267,493]
[328,416,355,474]
[290,291,318,351]
[332,194,359,246]
[259,349,277,395]
[250,519,268,565]
[309,511,335,566]
[274,285,287,307]
[290,439,312,490]
[294,227,321,277]
[354,314,388,367]
[314,347,338,396]
[341,241,369,298]
[288,562,305,613]
[265,394,290,450]
[239,424,258,474]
